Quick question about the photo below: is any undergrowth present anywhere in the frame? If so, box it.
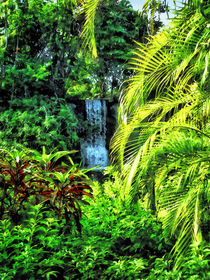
[0,166,209,279]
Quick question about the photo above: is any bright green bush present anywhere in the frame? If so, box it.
[0,165,208,279]
[0,95,80,152]
[145,243,210,280]
[72,170,168,279]
[0,205,75,280]
[1,55,51,98]
[0,165,166,279]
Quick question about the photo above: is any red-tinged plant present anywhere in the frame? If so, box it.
[0,149,35,221]
[30,147,81,202]
[31,146,78,173]
[37,169,93,232]
[0,146,94,231]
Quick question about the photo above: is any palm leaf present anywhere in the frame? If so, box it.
[78,0,100,57]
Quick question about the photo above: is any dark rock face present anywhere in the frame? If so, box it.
[106,101,119,150]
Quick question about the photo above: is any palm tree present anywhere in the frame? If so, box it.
[110,0,209,268]
[75,0,209,268]
[136,129,209,268]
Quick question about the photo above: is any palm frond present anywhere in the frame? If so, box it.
[78,0,100,57]
[109,0,209,270]
[154,131,209,268]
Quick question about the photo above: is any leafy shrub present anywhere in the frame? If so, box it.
[0,149,35,222]
[145,243,210,280]
[0,206,73,280]
[69,171,169,280]
[65,53,102,99]
[0,147,93,230]
[0,95,80,152]
[0,164,208,279]
[0,164,167,279]
[1,55,51,98]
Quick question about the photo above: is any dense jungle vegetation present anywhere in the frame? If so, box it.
[0,0,209,279]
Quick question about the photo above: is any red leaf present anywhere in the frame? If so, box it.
[39,190,54,195]
[63,184,70,192]
[56,167,67,172]
[70,200,77,211]
[71,185,93,192]
[77,190,93,198]
[68,190,80,195]
[19,169,25,175]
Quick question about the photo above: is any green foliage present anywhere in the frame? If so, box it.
[0,167,208,279]
[0,0,81,99]
[31,147,76,173]
[1,55,51,97]
[74,170,168,279]
[0,0,151,99]
[153,131,210,267]
[66,0,150,98]
[94,0,149,95]
[112,129,209,267]
[0,147,93,230]
[0,206,71,280]
[142,0,165,35]
[65,53,102,99]
[146,243,210,280]
[0,95,79,151]
[0,1,208,278]
[110,0,209,269]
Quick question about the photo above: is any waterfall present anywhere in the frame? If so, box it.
[81,100,109,169]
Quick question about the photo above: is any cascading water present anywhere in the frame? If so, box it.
[81,100,109,169]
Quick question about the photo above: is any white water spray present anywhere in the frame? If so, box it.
[81,100,109,168]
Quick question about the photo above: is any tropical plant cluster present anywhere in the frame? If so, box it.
[0,95,81,152]
[0,148,93,227]
[0,0,149,100]
[0,165,209,279]
[110,0,210,269]
[79,0,210,274]
[0,0,209,279]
